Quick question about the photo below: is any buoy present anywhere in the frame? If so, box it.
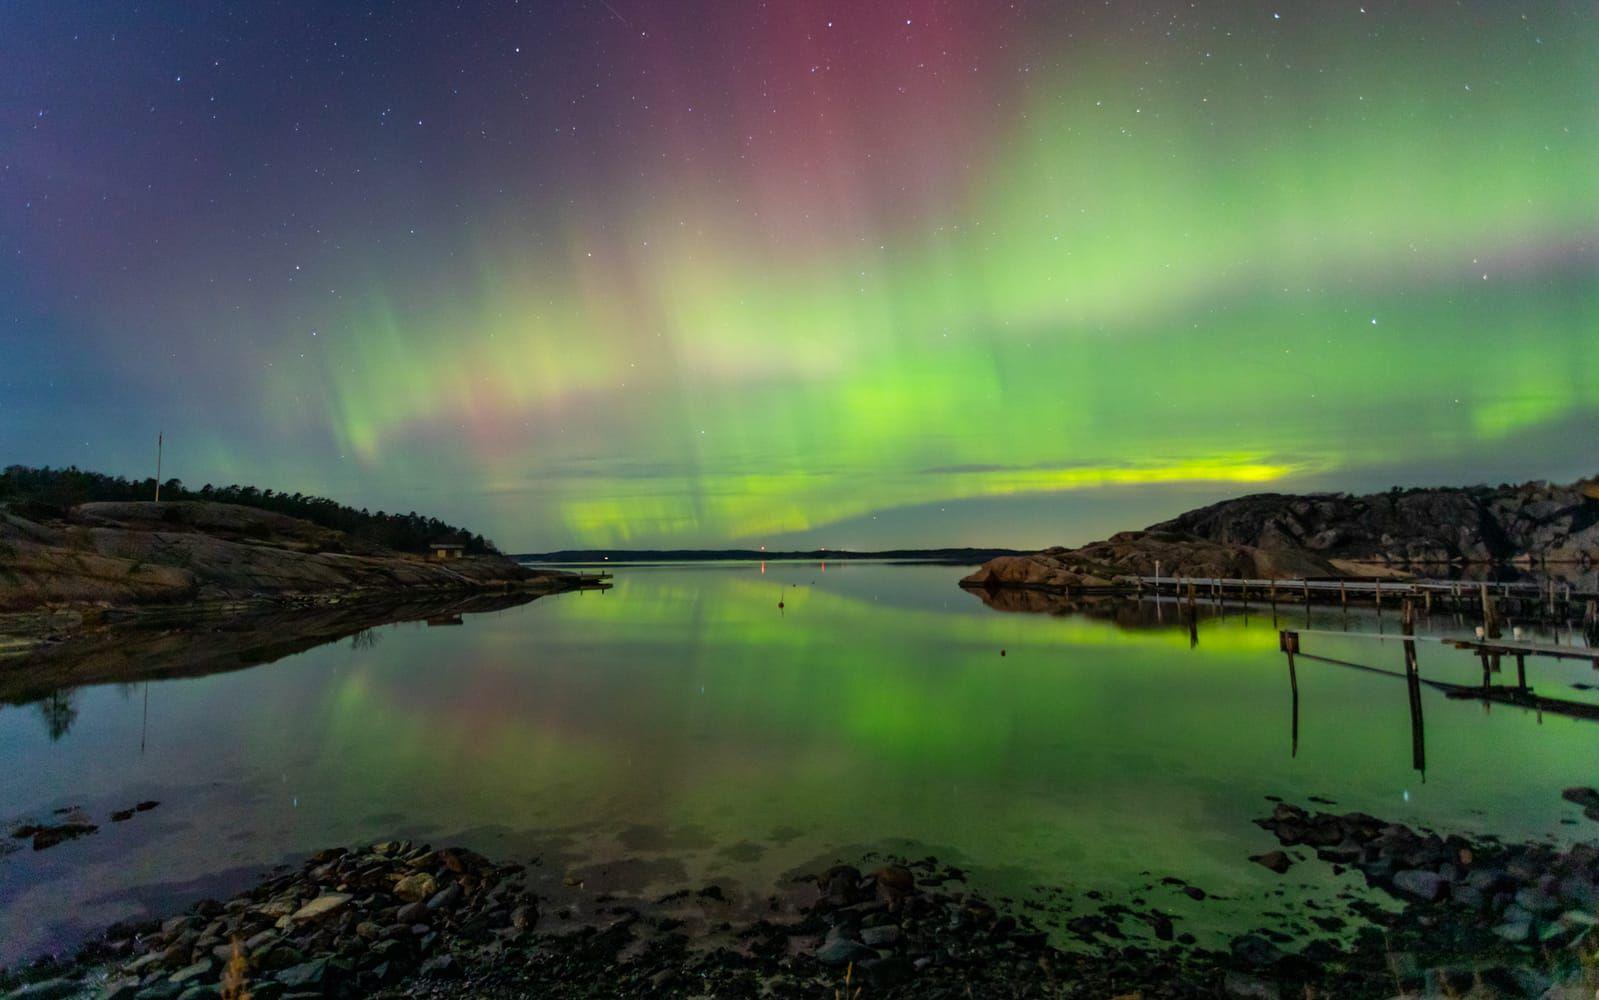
[1000,649,1006,657]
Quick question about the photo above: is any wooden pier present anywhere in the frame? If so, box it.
[1138,572,1599,636]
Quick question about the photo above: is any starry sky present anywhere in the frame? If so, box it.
[2,2,1596,550]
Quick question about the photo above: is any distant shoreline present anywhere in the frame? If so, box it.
[514,547,1029,565]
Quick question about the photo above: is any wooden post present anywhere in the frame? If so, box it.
[153,430,163,502]
[1340,580,1348,608]
[1281,630,1300,756]
[1515,653,1527,691]
[1405,648,1426,775]
[1375,581,1382,609]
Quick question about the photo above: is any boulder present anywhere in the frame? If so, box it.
[814,936,874,966]
[1391,869,1448,902]
[394,872,438,903]
[289,892,351,923]
[1561,787,1599,810]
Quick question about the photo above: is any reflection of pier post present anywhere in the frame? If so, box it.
[1402,600,1425,777]
[1281,631,1300,757]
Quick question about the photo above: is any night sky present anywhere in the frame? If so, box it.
[3,2,1596,550]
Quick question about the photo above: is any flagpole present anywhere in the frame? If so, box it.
[154,431,163,501]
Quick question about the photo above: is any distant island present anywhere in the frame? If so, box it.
[516,547,1030,565]
[964,475,1599,596]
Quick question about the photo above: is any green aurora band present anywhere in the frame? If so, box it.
[6,3,1597,547]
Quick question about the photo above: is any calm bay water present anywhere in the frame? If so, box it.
[2,561,1597,964]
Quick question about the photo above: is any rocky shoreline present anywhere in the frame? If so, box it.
[5,794,1597,1000]
[963,477,1599,598]
[0,501,603,650]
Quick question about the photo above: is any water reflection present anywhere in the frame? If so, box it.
[34,689,78,742]
[2,563,1598,966]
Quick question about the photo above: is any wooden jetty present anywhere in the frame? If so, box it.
[1139,572,1599,634]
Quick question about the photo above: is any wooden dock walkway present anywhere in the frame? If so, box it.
[1137,572,1599,633]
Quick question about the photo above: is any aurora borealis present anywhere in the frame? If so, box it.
[3,2,1596,549]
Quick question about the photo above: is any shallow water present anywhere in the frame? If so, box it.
[2,561,1597,964]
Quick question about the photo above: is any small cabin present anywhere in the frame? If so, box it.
[429,542,466,561]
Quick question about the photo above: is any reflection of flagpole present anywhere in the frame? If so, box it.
[153,431,164,501]
[141,682,148,754]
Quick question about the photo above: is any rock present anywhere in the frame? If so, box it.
[815,937,874,966]
[1492,921,1531,943]
[963,478,1599,600]
[1391,869,1448,902]
[395,901,428,924]
[175,988,218,1000]
[5,981,78,1000]
[1251,851,1293,874]
[167,959,212,985]
[1561,787,1599,810]
[1560,909,1599,928]
[858,955,913,987]
[871,865,916,902]
[509,905,535,930]
[859,924,900,948]
[1230,934,1284,968]
[1451,885,1485,910]
[15,820,98,851]
[289,892,351,923]
[819,865,863,906]
[274,958,329,990]
[393,872,438,903]
[255,944,303,971]
[426,884,462,911]
[1538,921,1571,943]
[1223,971,1282,999]
[435,847,489,874]
[0,500,566,615]
[419,953,460,979]
[99,979,142,1000]
[1514,886,1561,915]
